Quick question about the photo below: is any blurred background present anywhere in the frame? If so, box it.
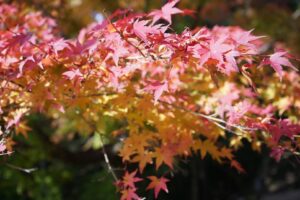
[1,0,300,199]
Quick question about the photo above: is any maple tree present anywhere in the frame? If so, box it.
[1,0,300,199]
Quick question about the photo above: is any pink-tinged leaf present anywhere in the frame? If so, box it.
[149,0,183,24]
[62,69,83,80]
[270,147,285,162]
[53,103,65,113]
[224,50,240,73]
[6,32,32,49]
[209,37,232,62]
[67,39,99,56]
[144,81,168,104]
[0,142,6,152]
[231,29,263,48]
[147,176,169,199]
[122,170,142,189]
[249,105,274,116]
[51,39,70,56]
[104,33,128,66]
[194,37,233,69]
[133,20,152,42]
[133,20,167,43]
[268,51,297,80]
[120,188,141,200]
[226,101,250,124]
[18,56,36,75]
[0,56,18,68]
[6,111,24,130]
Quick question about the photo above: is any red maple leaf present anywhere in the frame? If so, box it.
[5,32,32,50]
[147,176,169,199]
[120,188,141,200]
[122,170,142,189]
[231,160,245,174]
[149,0,183,24]
[270,146,285,162]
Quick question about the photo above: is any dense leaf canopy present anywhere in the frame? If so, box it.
[1,1,300,199]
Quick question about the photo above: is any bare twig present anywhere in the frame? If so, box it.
[6,163,37,173]
[81,115,118,181]
[98,133,118,181]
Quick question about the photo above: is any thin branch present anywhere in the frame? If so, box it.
[157,99,257,133]
[0,151,14,156]
[5,163,37,174]
[71,91,256,135]
[98,133,118,181]
[81,115,118,181]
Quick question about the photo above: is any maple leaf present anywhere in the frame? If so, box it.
[270,146,285,162]
[231,29,263,50]
[154,146,174,169]
[67,39,98,56]
[219,148,234,160]
[18,56,43,76]
[264,119,300,144]
[0,141,6,152]
[231,160,245,174]
[132,151,153,172]
[132,20,167,43]
[194,37,232,69]
[18,56,35,74]
[5,32,32,50]
[194,140,222,162]
[15,122,31,137]
[226,101,250,124]
[50,39,70,56]
[149,0,183,24]
[119,142,135,162]
[104,33,128,66]
[6,109,25,130]
[4,138,16,152]
[120,188,141,200]
[224,50,240,73]
[3,3,300,198]
[122,170,142,189]
[132,20,152,43]
[265,51,297,80]
[62,69,83,80]
[144,80,168,104]
[147,176,169,199]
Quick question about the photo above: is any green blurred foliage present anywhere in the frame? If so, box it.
[0,115,117,200]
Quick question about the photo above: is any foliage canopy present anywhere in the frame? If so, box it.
[1,1,300,199]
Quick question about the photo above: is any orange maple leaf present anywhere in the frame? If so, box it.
[132,151,153,172]
[154,146,174,169]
